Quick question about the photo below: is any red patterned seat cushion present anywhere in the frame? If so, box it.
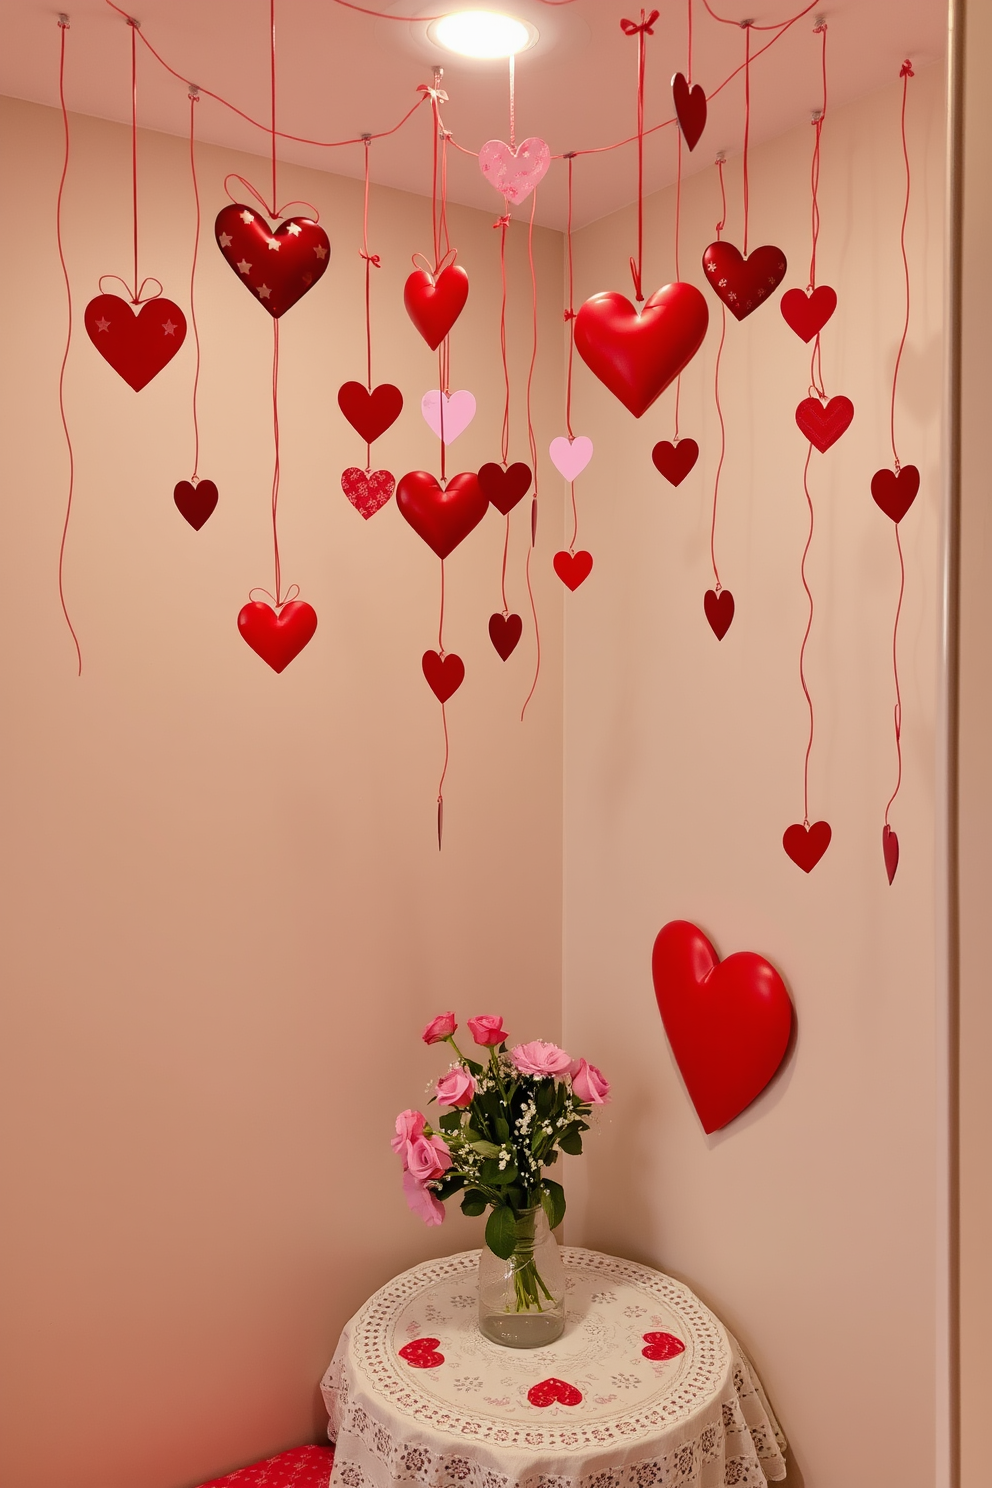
[197,1444,334,1487]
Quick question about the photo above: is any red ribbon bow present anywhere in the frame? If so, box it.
[620,9,659,36]
[492,213,511,230]
[900,59,914,78]
[360,251,381,267]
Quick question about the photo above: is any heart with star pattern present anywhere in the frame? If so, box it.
[214,205,330,318]
[84,294,187,391]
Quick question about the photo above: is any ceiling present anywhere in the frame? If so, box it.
[0,0,948,229]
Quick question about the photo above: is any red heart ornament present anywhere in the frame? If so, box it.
[672,73,707,151]
[795,395,854,452]
[780,285,837,342]
[527,1379,582,1408]
[782,820,832,872]
[882,824,900,885]
[422,650,465,703]
[702,242,787,321]
[871,464,919,523]
[398,1337,445,1369]
[652,920,794,1134]
[404,264,469,350]
[237,600,317,673]
[641,1331,686,1361]
[489,612,522,660]
[704,588,734,640]
[214,205,330,318]
[84,294,187,391]
[574,284,709,418]
[396,471,488,559]
[173,478,218,530]
[652,438,699,486]
[478,461,533,515]
[341,467,395,520]
[554,550,593,590]
[337,382,403,443]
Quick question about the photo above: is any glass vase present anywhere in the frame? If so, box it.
[478,1205,565,1348]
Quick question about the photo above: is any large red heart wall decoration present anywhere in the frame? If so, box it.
[652,920,794,1134]
[85,294,187,391]
[214,205,330,318]
[574,284,709,418]
[396,472,488,559]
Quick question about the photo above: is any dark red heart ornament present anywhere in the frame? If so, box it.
[642,1331,686,1361]
[871,464,919,523]
[337,382,403,443]
[398,1337,445,1369]
[237,600,318,673]
[704,588,734,640]
[489,612,522,660]
[214,205,330,318]
[574,284,709,418]
[341,467,395,520]
[478,461,533,515]
[173,478,218,530]
[652,439,699,487]
[652,920,794,1134]
[396,472,488,559]
[780,285,837,342]
[84,294,187,391]
[795,395,854,452]
[672,72,707,151]
[527,1378,582,1408]
[701,242,787,321]
[404,264,469,350]
[554,550,593,591]
[882,824,900,885]
[782,820,832,872]
[422,650,465,703]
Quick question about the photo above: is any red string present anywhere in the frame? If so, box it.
[508,53,516,152]
[742,22,751,257]
[520,549,541,724]
[188,89,202,482]
[437,702,449,851]
[498,213,510,465]
[438,557,446,655]
[687,0,694,83]
[128,17,139,301]
[440,128,452,260]
[564,154,577,440]
[884,529,905,826]
[521,191,542,722]
[808,23,827,289]
[500,518,510,614]
[271,320,283,605]
[430,93,440,270]
[799,444,816,825]
[891,61,914,469]
[55,16,81,677]
[624,10,653,301]
[672,114,683,441]
[708,160,728,589]
[437,349,447,483]
[568,482,579,552]
[360,136,379,396]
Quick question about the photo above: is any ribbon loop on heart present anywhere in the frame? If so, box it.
[620,9,660,35]
[248,583,300,608]
[411,248,457,281]
[98,273,163,306]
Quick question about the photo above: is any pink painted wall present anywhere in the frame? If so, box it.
[562,66,947,1488]
[0,99,564,1488]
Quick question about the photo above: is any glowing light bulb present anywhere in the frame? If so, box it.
[430,11,535,60]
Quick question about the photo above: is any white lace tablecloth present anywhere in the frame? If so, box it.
[319,1248,786,1488]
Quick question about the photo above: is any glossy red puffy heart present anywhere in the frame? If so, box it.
[780,285,837,342]
[871,464,919,523]
[652,919,794,1134]
[237,600,317,673]
[527,1378,583,1408]
[652,438,699,486]
[173,478,217,530]
[672,72,707,151]
[341,467,395,520]
[398,1337,445,1369]
[337,382,403,443]
[396,471,487,559]
[85,294,187,391]
[554,550,593,590]
[782,820,832,872]
[422,650,465,703]
[704,588,734,640]
[214,205,330,318]
[642,1331,686,1361]
[489,612,522,660]
[404,264,470,349]
[701,242,787,321]
[795,395,854,452]
[478,461,533,515]
[882,824,900,885]
[574,284,709,418]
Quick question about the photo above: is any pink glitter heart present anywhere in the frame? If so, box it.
[479,138,551,205]
[421,389,476,444]
[549,435,593,481]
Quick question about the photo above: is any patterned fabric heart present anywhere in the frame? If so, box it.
[489,612,522,660]
[398,1337,445,1369]
[214,205,330,318]
[173,478,218,530]
[795,395,854,452]
[404,265,469,350]
[702,242,787,321]
[780,285,837,342]
[652,439,698,487]
[237,600,318,673]
[478,461,532,515]
[341,468,395,520]
[672,73,706,151]
[527,1378,583,1408]
[422,652,465,703]
[704,588,734,640]
[641,1331,686,1361]
[871,464,919,523]
[85,293,187,391]
[554,551,593,591]
[337,382,403,443]
[782,820,832,872]
[478,137,551,205]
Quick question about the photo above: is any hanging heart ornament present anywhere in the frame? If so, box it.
[337,382,403,443]
[882,824,900,885]
[421,390,477,444]
[237,600,318,673]
[173,478,218,530]
[396,471,488,559]
[489,613,522,660]
[404,263,469,349]
[782,820,832,872]
[652,439,698,486]
[214,205,330,318]
[422,651,465,703]
[871,464,919,523]
[478,462,532,514]
[341,468,395,520]
[780,285,837,342]
[702,242,787,321]
[554,551,593,591]
[795,395,854,452]
[575,284,709,418]
[672,73,707,151]
[478,137,551,205]
[704,588,734,640]
[85,294,187,391]
[652,919,794,1134]
[549,436,593,481]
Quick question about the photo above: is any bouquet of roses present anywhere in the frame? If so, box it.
[392,1012,609,1299]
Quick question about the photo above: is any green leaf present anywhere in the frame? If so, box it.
[559,1130,584,1156]
[464,1058,484,1077]
[460,1191,488,1217]
[485,1203,517,1260]
[481,1158,516,1186]
[437,1110,461,1132]
[472,1140,500,1159]
[434,1174,464,1200]
[536,1082,554,1118]
[545,1149,558,1165]
[541,1179,566,1230]
[494,1115,510,1143]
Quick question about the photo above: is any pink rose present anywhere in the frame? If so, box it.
[406,1133,453,1185]
[422,1012,457,1044]
[510,1040,573,1077]
[570,1058,610,1105]
[403,1170,446,1226]
[436,1067,477,1108]
[390,1109,426,1162]
[468,1015,508,1047]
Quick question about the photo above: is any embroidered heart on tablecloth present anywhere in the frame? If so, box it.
[173,478,217,530]
[554,550,593,591]
[398,1337,445,1369]
[641,1331,686,1361]
[795,395,854,452]
[214,205,330,318]
[527,1378,582,1408]
[702,242,787,321]
[478,137,551,205]
[85,294,187,391]
[237,600,317,673]
[341,467,395,520]
[652,439,699,487]
[337,382,403,443]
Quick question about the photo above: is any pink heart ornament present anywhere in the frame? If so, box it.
[421,389,477,444]
[479,137,551,205]
[549,435,593,481]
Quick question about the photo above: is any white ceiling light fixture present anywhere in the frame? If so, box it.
[428,11,538,60]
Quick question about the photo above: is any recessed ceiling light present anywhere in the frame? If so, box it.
[428,11,537,60]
